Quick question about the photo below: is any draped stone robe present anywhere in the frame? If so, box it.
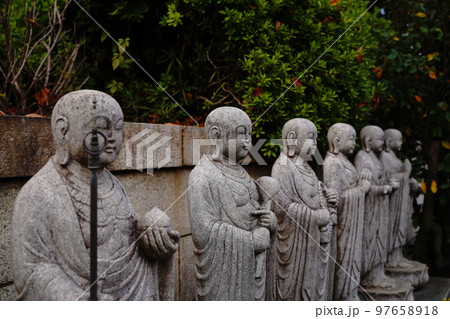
[187,155,276,301]
[324,152,366,300]
[380,150,411,262]
[354,151,389,281]
[12,157,174,300]
[272,153,334,301]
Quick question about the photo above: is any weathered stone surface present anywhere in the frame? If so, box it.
[11,90,179,300]
[182,126,211,167]
[0,285,16,301]
[386,262,429,288]
[0,116,54,178]
[272,118,337,301]
[0,115,207,179]
[0,179,27,285]
[115,168,191,237]
[380,129,429,288]
[179,235,196,301]
[188,107,278,300]
[323,123,371,301]
[109,122,183,171]
[359,280,414,301]
[355,125,398,291]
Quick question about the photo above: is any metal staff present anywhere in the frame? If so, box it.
[83,100,107,301]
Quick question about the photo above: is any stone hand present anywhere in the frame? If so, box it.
[359,168,372,181]
[358,177,372,193]
[252,209,277,234]
[316,208,331,227]
[382,184,393,195]
[252,226,270,253]
[142,227,179,260]
[388,178,400,190]
[324,188,339,206]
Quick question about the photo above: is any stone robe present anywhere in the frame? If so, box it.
[324,152,365,300]
[354,151,389,280]
[12,157,174,300]
[380,150,410,260]
[272,153,334,301]
[187,155,276,301]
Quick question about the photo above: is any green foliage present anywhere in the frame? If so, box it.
[0,0,88,115]
[372,0,450,207]
[157,0,388,154]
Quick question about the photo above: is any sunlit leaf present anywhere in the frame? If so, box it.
[431,180,438,194]
[429,70,437,79]
[442,141,450,149]
[427,52,439,61]
[421,181,427,194]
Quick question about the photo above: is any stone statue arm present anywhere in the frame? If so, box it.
[138,226,179,261]
[137,207,179,261]
[323,156,343,197]
[357,168,372,194]
[12,195,88,300]
[272,165,329,227]
[188,169,264,252]
[355,152,392,195]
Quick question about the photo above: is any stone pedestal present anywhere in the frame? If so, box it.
[359,281,414,301]
[386,261,429,288]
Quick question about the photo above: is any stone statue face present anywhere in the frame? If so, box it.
[222,123,252,162]
[339,127,357,156]
[387,132,402,152]
[53,90,124,168]
[298,127,317,157]
[369,129,384,153]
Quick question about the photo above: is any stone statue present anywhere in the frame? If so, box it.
[323,123,371,301]
[271,118,338,301]
[354,125,398,290]
[380,129,428,287]
[11,90,179,300]
[187,107,279,301]
[380,129,413,268]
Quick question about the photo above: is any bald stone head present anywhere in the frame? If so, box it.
[360,125,384,154]
[327,123,356,156]
[205,107,252,163]
[51,90,124,168]
[282,118,317,158]
[384,129,403,152]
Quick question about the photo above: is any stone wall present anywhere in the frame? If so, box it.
[0,116,271,300]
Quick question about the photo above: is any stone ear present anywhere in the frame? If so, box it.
[332,135,340,154]
[364,136,371,152]
[208,126,219,140]
[287,131,297,157]
[209,126,221,159]
[54,116,70,166]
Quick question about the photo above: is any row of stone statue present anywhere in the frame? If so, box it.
[188,107,428,301]
[11,90,427,301]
